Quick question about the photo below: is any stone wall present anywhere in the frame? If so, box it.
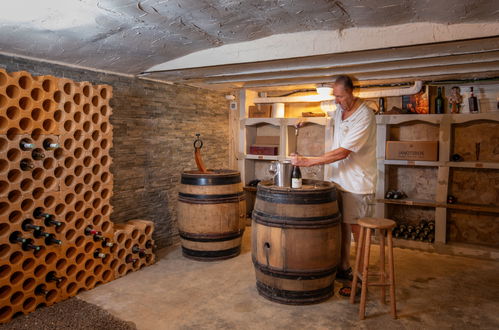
[0,55,230,248]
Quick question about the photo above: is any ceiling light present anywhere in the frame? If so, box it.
[316,84,333,96]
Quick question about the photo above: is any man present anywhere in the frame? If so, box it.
[291,75,377,296]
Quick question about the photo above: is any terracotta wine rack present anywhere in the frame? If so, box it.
[0,68,156,324]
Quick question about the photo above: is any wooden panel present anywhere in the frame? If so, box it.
[387,165,438,201]
[447,210,499,248]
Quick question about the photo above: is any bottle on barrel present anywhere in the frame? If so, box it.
[435,87,445,114]
[19,138,35,151]
[291,166,302,189]
[9,232,41,251]
[85,226,103,241]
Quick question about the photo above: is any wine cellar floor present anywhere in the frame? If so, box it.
[69,230,499,330]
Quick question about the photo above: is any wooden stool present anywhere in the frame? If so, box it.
[350,218,397,320]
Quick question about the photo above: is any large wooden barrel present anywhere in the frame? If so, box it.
[177,170,246,261]
[251,180,341,304]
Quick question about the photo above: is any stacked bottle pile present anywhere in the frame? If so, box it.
[392,219,435,243]
[111,220,155,279]
[0,68,155,324]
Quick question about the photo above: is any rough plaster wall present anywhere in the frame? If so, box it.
[0,1,498,74]
[0,54,230,248]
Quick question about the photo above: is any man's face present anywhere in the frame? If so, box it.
[333,84,354,110]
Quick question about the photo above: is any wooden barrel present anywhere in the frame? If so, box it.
[251,180,341,304]
[177,170,246,261]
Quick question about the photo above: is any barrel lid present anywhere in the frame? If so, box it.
[181,169,241,185]
[258,179,335,192]
[256,179,337,204]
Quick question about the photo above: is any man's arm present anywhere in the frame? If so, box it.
[291,147,351,167]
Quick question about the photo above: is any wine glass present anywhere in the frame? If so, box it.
[305,165,320,188]
[268,161,277,184]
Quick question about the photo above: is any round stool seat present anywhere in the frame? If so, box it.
[358,218,396,230]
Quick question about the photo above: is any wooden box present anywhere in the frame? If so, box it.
[249,104,272,118]
[386,141,438,161]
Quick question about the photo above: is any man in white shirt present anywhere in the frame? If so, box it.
[291,75,377,296]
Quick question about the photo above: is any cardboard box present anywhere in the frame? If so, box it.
[249,136,279,155]
[248,104,272,118]
[386,141,438,161]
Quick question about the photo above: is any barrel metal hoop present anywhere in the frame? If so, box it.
[256,281,334,305]
[179,230,244,242]
[252,258,337,280]
[252,212,341,229]
[181,175,241,186]
[182,246,241,260]
[178,191,244,204]
[256,188,337,204]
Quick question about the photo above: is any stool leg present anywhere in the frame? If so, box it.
[350,226,365,304]
[359,228,371,320]
[387,231,397,319]
[379,229,386,304]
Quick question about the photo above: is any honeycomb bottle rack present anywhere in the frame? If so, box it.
[0,68,156,324]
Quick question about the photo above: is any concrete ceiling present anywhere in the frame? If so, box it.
[0,0,498,89]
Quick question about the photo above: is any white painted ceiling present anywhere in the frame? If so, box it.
[0,0,498,88]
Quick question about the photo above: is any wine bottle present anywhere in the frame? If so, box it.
[85,226,103,241]
[20,138,35,151]
[126,255,138,264]
[407,225,414,233]
[44,215,62,227]
[33,228,51,239]
[43,138,59,150]
[132,245,146,257]
[427,234,435,243]
[101,239,113,248]
[145,240,154,249]
[34,284,48,296]
[435,87,444,114]
[46,271,63,283]
[33,207,50,219]
[32,149,46,160]
[21,219,43,232]
[291,166,302,189]
[45,234,62,246]
[468,87,479,113]
[428,221,435,231]
[379,97,385,114]
[9,232,41,251]
[20,159,34,171]
[93,249,106,259]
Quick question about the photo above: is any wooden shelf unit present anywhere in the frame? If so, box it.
[375,112,499,246]
[238,90,332,185]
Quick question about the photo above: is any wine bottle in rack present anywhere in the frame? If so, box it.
[34,284,48,296]
[21,219,43,232]
[145,240,154,249]
[19,138,35,151]
[32,149,46,160]
[126,255,138,264]
[45,234,62,246]
[43,138,60,150]
[85,226,104,241]
[93,249,106,259]
[101,238,114,248]
[45,271,63,284]
[20,159,35,171]
[44,216,62,227]
[9,232,42,251]
[132,245,146,257]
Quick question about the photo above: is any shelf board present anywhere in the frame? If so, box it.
[244,154,279,160]
[446,202,499,214]
[392,238,435,251]
[285,117,328,126]
[242,118,282,126]
[377,198,437,208]
[383,160,442,167]
[376,112,499,125]
[446,161,499,169]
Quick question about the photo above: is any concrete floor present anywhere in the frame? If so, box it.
[79,230,499,330]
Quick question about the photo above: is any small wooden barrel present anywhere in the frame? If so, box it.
[177,170,246,261]
[252,180,341,304]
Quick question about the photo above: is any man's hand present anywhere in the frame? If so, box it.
[290,153,313,167]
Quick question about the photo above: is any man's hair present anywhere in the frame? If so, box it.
[334,75,354,92]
